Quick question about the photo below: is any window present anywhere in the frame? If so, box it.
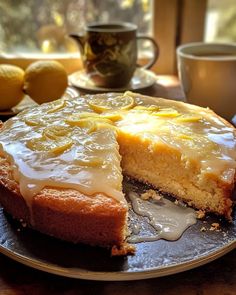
[0,0,156,73]
[5,1,229,75]
[205,0,236,42]
[0,0,152,53]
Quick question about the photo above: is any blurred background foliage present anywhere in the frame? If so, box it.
[0,0,235,54]
[0,0,152,53]
[205,0,236,42]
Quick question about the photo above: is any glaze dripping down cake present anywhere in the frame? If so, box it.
[0,91,235,253]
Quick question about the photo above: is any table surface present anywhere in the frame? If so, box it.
[0,75,235,295]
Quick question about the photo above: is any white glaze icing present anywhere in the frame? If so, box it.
[0,97,124,209]
[128,192,197,243]
[0,92,235,214]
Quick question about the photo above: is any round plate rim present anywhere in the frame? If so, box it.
[0,233,235,281]
[0,110,16,116]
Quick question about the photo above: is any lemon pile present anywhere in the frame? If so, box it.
[0,60,68,110]
[0,65,25,110]
[23,60,68,104]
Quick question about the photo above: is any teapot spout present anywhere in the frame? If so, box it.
[69,34,84,54]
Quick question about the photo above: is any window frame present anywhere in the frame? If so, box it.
[152,0,207,74]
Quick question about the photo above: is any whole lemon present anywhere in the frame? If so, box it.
[23,60,68,104]
[0,64,25,111]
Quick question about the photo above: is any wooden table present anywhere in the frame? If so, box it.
[0,76,235,295]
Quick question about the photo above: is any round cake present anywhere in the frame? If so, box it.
[0,91,235,254]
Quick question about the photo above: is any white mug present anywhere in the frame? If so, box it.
[177,42,236,121]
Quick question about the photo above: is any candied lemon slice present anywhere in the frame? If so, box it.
[66,116,97,133]
[65,114,80,124]
[26,136,73,154]
[76,157,103,167]
[94,117,114,125]
[152,108,180,118]
[133,105,160,112]
[78,111,122,122]
[100,112,123,122]
[76,120,97,134]
[43,125,69,139]
[88,94,134,113]
[25,116,44,126]
[47,99,66,113]
[175,115,202,123]
[90,117,115,131]
[78,112,101,119]
[177,134,193,140]
[95,122,118,132]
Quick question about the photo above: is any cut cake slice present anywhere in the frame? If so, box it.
[0,96,128,249]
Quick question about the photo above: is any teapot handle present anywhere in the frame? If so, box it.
[136,35,159,69]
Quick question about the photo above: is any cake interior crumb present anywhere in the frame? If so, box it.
[140,189,162,201]
[111,243,136,256]
[197,210,206,219]
[210,222,220,231]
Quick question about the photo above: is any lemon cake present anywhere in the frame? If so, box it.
[0,92,235,252]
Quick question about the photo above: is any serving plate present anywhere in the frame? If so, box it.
[69,68,157,93]
[0,179,235,281]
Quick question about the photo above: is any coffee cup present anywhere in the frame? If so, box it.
[177,42,236,121]
[70,22,159,88]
